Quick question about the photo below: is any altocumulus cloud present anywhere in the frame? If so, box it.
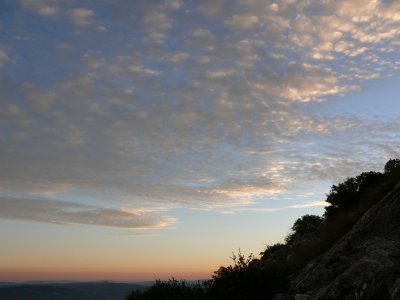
[1,0,400,228]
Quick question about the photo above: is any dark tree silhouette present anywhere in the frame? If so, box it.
[384,158,400,174]
[356,171,384,192]
[126,278,208,300]
[291,214,323,236]
[285,214,323,244]
[326,176,359,210]
[325,171,384,214]
[210,250,288,300]
[260,243,285,260]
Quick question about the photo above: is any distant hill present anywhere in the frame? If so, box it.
[0,282,147,300]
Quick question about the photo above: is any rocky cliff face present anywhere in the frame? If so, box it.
[290,182,400,299]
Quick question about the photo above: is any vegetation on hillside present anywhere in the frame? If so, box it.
[126,159,400,300]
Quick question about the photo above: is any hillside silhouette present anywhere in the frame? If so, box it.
[126,159,400,300]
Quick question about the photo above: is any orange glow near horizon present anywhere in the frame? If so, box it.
[0,268,215,282]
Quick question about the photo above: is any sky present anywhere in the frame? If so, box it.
[1,0,400,281]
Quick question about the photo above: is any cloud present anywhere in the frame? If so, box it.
[2,0,400,227]
[167,0,183,10]
[225,14,260,29]
[18,1,94,27]
[206,69,236,79]
[128,65,162,76]
[289,201,327,209]
[0,48,10,66]
[230,200,327,214]
[0,197,175,229]
[119,232,161,238]
[69,8,94,26]
[18,0,60,16]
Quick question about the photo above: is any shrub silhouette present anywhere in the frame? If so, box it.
[285,214,323,245]
[209,250,288,300]
[324,171,384,216]
[260,243,285,260]
[126,278,208,300]
[384,158,400,174]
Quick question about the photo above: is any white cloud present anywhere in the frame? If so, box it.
[225,14,260,29]
[270,3,279,12]
[166,0,183,10]
[38,5,60,15]
[192,28,213,38]
[0,48,10,66]
[166,52,190,64]
[18,1,95,27]
[128,65,162,76]
[69,8,94,26]
[18,0,60,16]
[206,69,236,79]
[233,200,326,213]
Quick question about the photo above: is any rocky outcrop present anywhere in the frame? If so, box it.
[290,182,400,299]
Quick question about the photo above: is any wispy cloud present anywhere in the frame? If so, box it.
[233,200,327,214]
[68,8,94,26]
[118,232,161,238]
[18,0,60,16]
[0,197,176,229]
[18,0,94,26]
[217,200,327,214]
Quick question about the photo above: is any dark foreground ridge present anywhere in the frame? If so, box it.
[126,159,400,300]
[289,181,400,299]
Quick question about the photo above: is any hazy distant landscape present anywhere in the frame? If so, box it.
[0,281,149,300]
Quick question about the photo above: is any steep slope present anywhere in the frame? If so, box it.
[290,182,400,299]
